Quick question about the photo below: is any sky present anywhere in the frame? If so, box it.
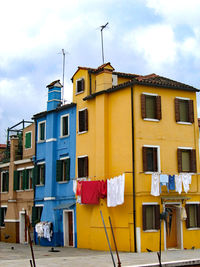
[1,0,200,143]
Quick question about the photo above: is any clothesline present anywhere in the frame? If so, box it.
[139,171,200,175]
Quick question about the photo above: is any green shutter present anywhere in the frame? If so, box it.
[25,132,31,148]
[56,160,62,182]
[13,170,19,191]
[6,172,9,192]
[66,158,70,181]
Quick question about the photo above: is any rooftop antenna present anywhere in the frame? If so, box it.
[100,22,109,64]
[61,49,65,103]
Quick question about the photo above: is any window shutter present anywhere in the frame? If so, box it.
[78,158,82,178]
[66,158,70,181]
[142,147,147,172]
[197,204,200,228]
[56,160,62,182]
[0,208,3,226]
[13,170,19,191]
[84,157,88,177]
[185,204,190,228]
[155,205,160,230]
[153,148,158,172]
[81,78,85,91]
[32,166,37,187]
[190,149,196,173]
[175,98,180,122]
[85,109,88,131]
[79,111,84,132]
[141,94,146,119]
[188,100,194,123]
[25,132,31,148]
[142,205,147,230]
[156,96,162,120]
[22,169,27,190]
[6,172,9,192]
[32,206,37,227]
[177,149,182,173]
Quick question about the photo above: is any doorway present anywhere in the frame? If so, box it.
[19,211,26,244]
[63,210,74,247]
[165,204,182,250]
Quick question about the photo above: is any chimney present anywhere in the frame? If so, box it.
[95,63,114,92]
[46,80,62,111]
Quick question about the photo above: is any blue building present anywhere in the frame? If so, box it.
[32,80,77,247]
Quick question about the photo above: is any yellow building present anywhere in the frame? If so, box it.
[72,63,200,252]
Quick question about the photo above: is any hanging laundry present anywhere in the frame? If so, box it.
[160,174,169,193]
[81,181,101,204]
[107,174,125,207]
[168,175,175,190]
[35,222,44,238]
[99,180,107,199]
[175,175,182,194]
[76,181,82,196]
[181,173,192,193]
[73,180,77,194]
[43,222,53,242]
[151,173,160,196]
[181,207,187,221]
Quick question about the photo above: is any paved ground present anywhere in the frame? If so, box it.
[0,242,200,267]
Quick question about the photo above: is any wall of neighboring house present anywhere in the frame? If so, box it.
[0,124,35,243]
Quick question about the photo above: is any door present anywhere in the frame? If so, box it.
[19,212,26,244]
[63,210,74,247]
[166,205,177,249]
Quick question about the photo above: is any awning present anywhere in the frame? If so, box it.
[53,202,75,210]
[161,196,191,204]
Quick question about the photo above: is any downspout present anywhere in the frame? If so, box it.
[131,86,137,252]
[89,71,92,95]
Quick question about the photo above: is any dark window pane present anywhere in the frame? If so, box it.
[39,123,45,141]
[62,116,68,136]
[146,148,154,171]
[189,205,197,228]
[146,205,155,230]
[146,95,156,119]
[182,150,190,172]
[179,100,189,122]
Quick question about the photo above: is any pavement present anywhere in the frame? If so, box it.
[0,242,200,267]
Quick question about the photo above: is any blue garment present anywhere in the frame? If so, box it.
[168,175,175,190]
[160,174,169,193]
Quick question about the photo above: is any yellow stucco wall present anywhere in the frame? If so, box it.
[73,65,200,252]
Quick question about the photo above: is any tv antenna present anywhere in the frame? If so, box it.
[61,49,65,103]
[100,22,109,64]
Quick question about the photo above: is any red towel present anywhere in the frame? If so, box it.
[81,181,100,204]
[99,180,107,199]
[76,181,82,196]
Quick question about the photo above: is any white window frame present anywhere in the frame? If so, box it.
[185,201,200,230]
[24,131,32,150]
[77,155,88,179]
[76,77,84,95]
[143,145,161,174]
[142,202,159,233]
[142,92,159,122]
[38,120,46,142]
[60,114,69,138]
[175,97,192,125]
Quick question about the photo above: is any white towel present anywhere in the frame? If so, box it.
[175,175,182,194]
[181,173,191,193]
[151,173,160,196]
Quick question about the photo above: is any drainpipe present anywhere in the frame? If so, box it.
[89,71,92,95]
[131,86,137,252]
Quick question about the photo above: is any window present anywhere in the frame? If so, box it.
[143,146,159,172]
[177,148,196,173]
[141,94,161,120]
[175,98,194,123]
[32,206,43,227]
[56,158,70,182]
[142,204,160,231]
[78,156,88,178]
[61,115,69,137]
[13,170,24,191]
[1,171,9,192]
[0,207,7,227]
[76,78,85,93]
[25,131,32,149]
[35,164,45,185]
[78,109,88,133]
[38,121,46,141]
[26,169,33,189]
[186,204,200,229]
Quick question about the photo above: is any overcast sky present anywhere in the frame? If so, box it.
[1,0,200,143]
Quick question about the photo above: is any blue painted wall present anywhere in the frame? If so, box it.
[34,82,77,247]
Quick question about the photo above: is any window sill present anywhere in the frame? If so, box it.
[143,118,160,122]
[177,122,192,125]
[143,230,159,233]
[75,91,84,95]
[60,135,69,139]
[144,172,159,175]
[25,189,33,192]
[25,147,32,150]
[78,131,88,135]
[36,184,44,187]
[187,227,200,231]
[16,190,23,192]
[77,177,88,180]
[0,226,5,228]
[0,191,8,194]
[57,181,69,184]
[37,140,46,144]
